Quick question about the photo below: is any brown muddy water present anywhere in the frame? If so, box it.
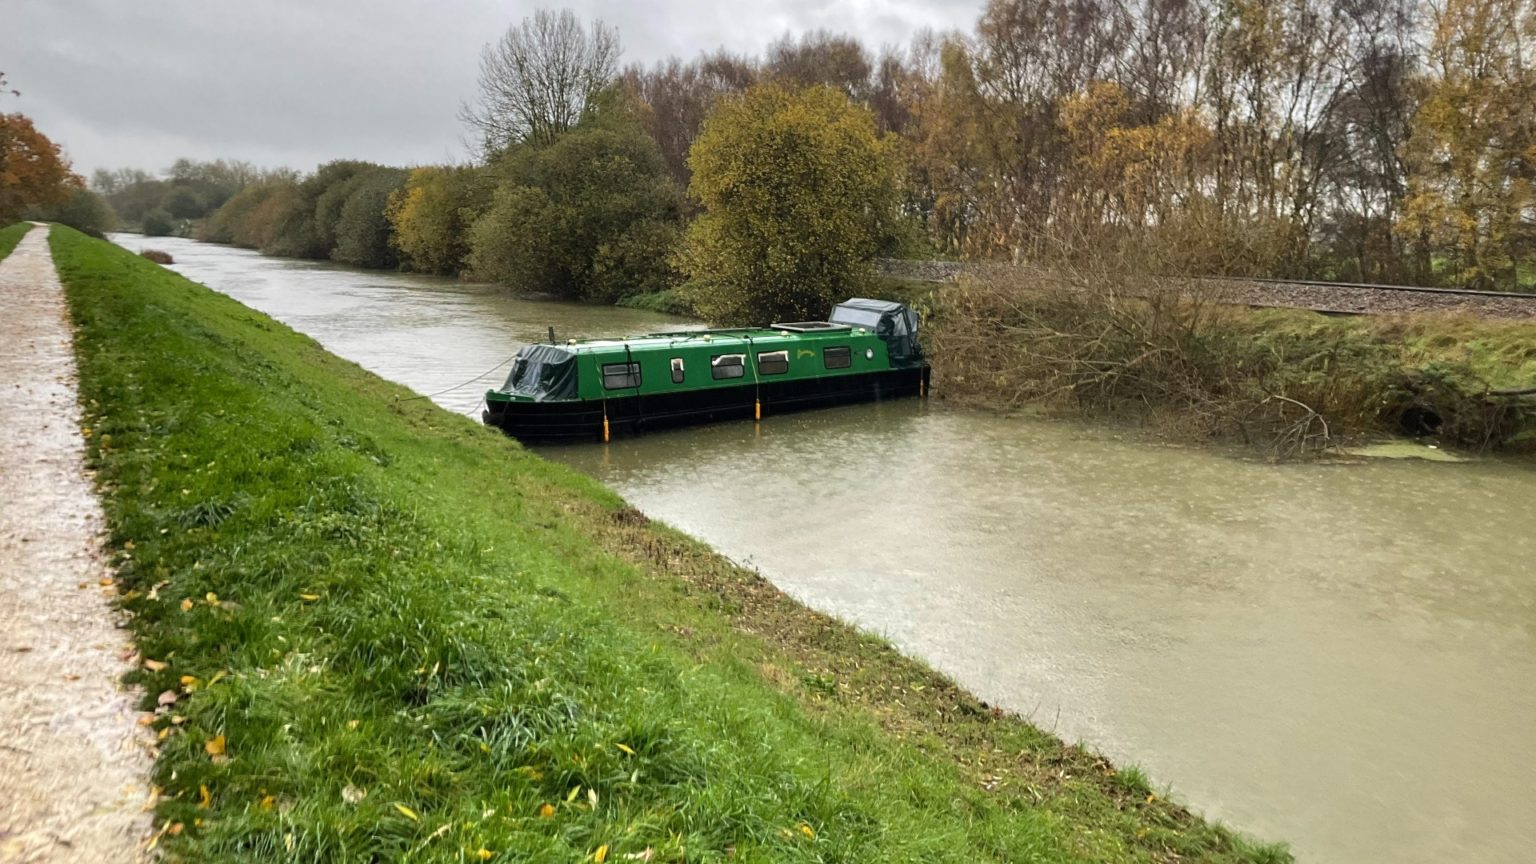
[112,234,1536,863]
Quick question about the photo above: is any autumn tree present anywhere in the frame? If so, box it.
[619,51,757,185]
[681,85,899,325]
[386,165,490,275]
[0,113,80,224]
[1401,0,1535,288]
[764,30,872,100]
[462,9,621,154]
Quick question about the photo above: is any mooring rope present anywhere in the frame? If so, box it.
[394,352,518,403]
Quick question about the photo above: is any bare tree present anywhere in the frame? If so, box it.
[461,9,621,155]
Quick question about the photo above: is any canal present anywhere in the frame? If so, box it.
[111,234,1536,864]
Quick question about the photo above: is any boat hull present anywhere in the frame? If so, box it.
[484,365,930,443]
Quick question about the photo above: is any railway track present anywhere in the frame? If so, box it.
[1204,276,1536,319]
[874,260,1536,319]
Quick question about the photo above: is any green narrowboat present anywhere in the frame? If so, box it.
[483,298,930,442]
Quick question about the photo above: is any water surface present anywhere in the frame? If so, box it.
[113,234,1536,864]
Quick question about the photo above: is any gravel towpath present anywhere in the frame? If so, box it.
[0,225,152,862]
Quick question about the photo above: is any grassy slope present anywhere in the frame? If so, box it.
[0,221,32,260]
[53,226,1286,863]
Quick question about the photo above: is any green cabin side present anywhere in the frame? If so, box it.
[487,326,894,404]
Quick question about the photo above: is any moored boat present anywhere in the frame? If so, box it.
[483,298,930,442]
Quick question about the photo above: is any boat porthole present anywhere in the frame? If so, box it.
[865,348,874,360]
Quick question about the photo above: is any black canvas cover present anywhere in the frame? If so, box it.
[829,298,922,364]
[500,344,579,401]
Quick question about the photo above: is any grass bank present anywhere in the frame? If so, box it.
[931,272,1536,457]
[54,226,1285,862]
[0,221,31,260]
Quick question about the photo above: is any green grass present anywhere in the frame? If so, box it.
[0,221,32,261]
[614,287,698,317]
[53,225,1287,863]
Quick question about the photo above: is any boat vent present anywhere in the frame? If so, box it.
[770,321,853,333]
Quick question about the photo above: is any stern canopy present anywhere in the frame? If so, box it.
[829,298,922,365]
[501,344,579,401]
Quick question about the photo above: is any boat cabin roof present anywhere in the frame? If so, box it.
[539,322,871,358]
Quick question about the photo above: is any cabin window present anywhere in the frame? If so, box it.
[757,350,789,375]
[711,354,745,380]
[670,357,685,384]
[823,346,852,369]
[601,362,642,390]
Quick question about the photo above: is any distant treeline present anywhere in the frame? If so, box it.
[94,0,1536,299]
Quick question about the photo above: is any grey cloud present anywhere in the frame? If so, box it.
[4,0,982,175]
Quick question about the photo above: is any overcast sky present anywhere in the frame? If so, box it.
[4,0,981,177]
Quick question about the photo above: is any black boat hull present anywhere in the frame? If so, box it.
[483,365,930,443]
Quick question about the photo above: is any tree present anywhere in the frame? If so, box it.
[461,9,621,154]
[263,160,377,258]
[620,50,758,185]
[0,113,80,224]
[31,187,116,237]
[764,30,872,100]
[386,165,490,275]
[332,168,409,268]
[1400,0,1535,288]
[467,108,683,300]
[681,85,899,325]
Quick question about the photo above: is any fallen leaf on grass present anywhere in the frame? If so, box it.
[798,823,815,839]
[180,675,199,689]
[394,803,420,822]
[204,735,226,757]
[593,845,609,863]
[168,822,184,836]
[205,592,219,607]
[179,599,194,612]
[143,659,168,672]
[157,690,178,706]
[258,795,276,811]
[615,743,635,756]
[476,850,494,861]
[622,850,655,862]
[566,785,581,803]
[587,788,598,807]
[342,784,367,805]
[299,593,320,602]
[197,784,211,809]
[538,803,554,819]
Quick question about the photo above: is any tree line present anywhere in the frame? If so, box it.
[77,0,1536,317]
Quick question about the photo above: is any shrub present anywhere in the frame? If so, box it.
[681,84,899,325]
[31,187,117,237]
[930,270,1536,456]
[141,207,174,236]
[140,249,174,264]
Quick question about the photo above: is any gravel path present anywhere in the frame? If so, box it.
[0,225,152,863]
